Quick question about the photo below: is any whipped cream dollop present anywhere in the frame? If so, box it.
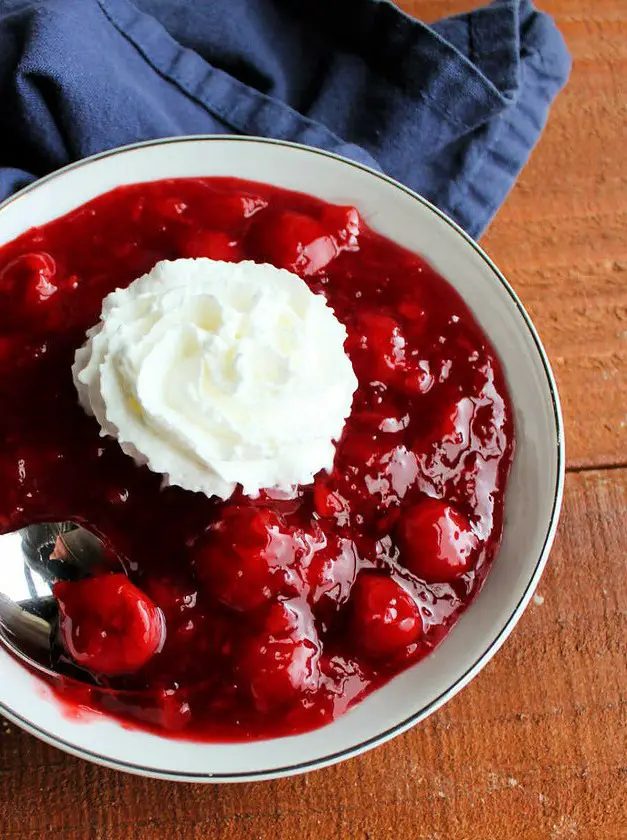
[72,258,357,499]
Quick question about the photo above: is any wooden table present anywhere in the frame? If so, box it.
[1,2,625,838]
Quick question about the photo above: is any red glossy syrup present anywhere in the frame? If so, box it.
[0,177,514,741]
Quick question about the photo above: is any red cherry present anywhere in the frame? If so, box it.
[177,229,241,261]
[320,204,361,248]
[154,196,188,221]
[199,192,267,230]
[54,574,165,676]
[336,429,388,469]
[307,536,358,607]
[144,577,199,623]
[402,360,435,396]
[129,196,146,222]
[262,600,303,636]
[396,499,478,582]
[237,632,321,712]
[398,298,426,323]
[246,210,338,275]
[413,398,474,482]
[313,475,350,522]
[439,398,474,448]
[193,506,304,611]
[0,251,57,302]
[348,573,422,659]
[0,253,64,334]
[347,312,407,382]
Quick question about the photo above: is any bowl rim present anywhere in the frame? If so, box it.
[0,135,565,782]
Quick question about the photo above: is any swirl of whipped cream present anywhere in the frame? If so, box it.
[72,258,357,499]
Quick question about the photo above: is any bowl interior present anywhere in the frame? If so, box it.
[0,138,563,781]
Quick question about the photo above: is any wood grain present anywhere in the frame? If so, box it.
[1,2,626,838]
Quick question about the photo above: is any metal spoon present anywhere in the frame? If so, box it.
[0,522,116,683]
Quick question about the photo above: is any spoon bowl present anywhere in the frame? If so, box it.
[0,522,115,681]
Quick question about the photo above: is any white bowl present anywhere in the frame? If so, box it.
[0,137,564,782]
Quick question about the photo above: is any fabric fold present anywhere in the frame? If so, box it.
[0,0,570,238]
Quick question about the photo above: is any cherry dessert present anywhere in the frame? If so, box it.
[0,177,514,740]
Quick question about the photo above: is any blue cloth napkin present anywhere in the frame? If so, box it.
[0,0,569,238]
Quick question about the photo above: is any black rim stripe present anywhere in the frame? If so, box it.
[0,136,565,782]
